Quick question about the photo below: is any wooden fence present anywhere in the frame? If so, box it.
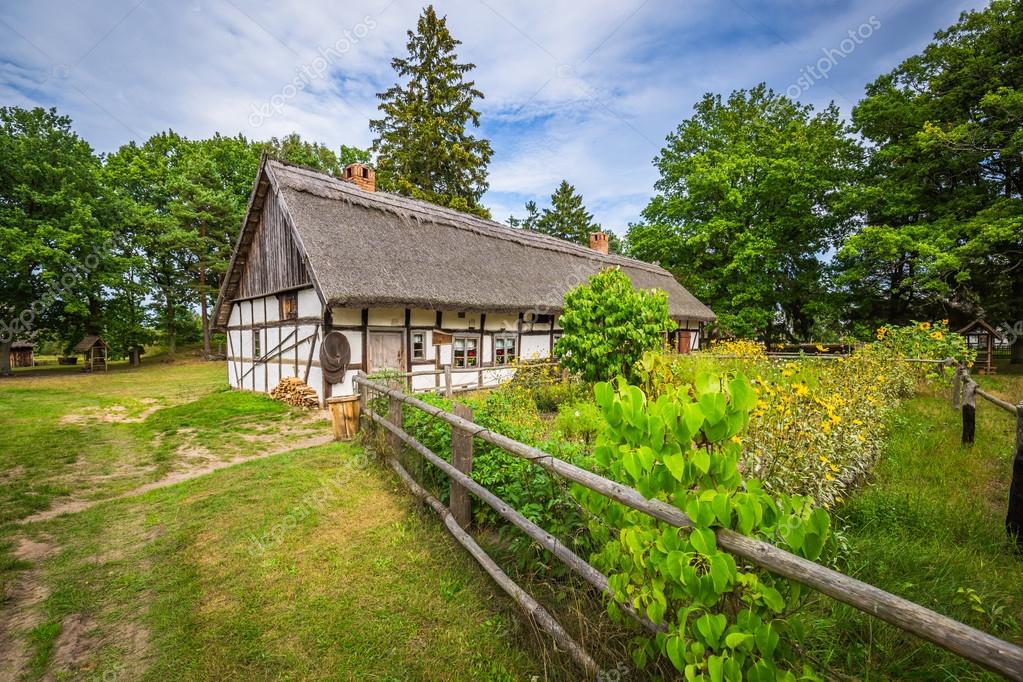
[950,361,1023,551]
[379,361,562,397]
[352,372,1023,680]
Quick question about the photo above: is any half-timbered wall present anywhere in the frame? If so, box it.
[226,300,700,404]
[236,189,310,299]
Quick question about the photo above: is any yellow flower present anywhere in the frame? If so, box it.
[825,473,835,481]
[829,464,839,472]
[793,383,809,397]
[919,321,931,331]
[930,331,944,341]
[815,343,827,352]
[941,319,949,326]
[730,435,742,444]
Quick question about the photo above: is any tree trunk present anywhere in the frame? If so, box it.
[166,293,176,360]
[199,221,211,359]
[0,339,11,376]
[1012,336,1023,365]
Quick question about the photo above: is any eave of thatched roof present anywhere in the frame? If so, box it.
[73,335,105,352]
[213,159,715,325]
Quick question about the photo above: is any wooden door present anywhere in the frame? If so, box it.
[368,331,404,372]
[678,331,692,354]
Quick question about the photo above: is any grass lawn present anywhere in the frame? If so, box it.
[0,360,547,681]
[4,355,1022,680]
[810,371,1023,679]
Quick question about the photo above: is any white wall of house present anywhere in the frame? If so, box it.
[226,300,587,404]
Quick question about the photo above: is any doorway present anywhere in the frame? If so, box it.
[368,331,405,372]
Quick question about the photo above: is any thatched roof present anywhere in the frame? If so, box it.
[215,158,714,324]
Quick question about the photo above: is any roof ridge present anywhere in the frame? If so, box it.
[267,160,670,277]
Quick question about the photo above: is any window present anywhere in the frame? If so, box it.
[453,336,478,368]
[279,292,298,320]
[412,332,426,360]
[252,329,261,359]
[494,336,516,365]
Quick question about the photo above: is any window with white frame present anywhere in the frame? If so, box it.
[453,336,478,368]
[494,335,517,365]
[412,332,426,360]
[252,329,261,359]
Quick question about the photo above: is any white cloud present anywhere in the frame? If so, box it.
[0,0,987,231]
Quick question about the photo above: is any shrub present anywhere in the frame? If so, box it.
[554,268,673,383]
[505,360,587,413]
[633,341,916,507]
[554,401,604,445]
[578,374,831,678]
[875,319,975,367]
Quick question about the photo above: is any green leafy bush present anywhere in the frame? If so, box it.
[555,268,673,383]
[555,401,604,445]
[505,360,587,413]
[577,373,831,679]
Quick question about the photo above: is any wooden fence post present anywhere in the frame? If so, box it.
[450,402,473,529]
[387,392,403,454]
[444,364,453,399]
[952,365,962,410]
[962,377,977,446]
[1008,402,1023,552]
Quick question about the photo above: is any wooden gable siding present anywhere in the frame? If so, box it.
[237,189,310,299]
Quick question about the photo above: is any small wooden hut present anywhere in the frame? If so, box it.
[73,335,109,372]
[9,342,34,368]
[957,319,1003,374]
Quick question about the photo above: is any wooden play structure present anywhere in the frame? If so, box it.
[957,319,1003,374]
[73,335,109,372]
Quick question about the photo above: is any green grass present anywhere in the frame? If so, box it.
[809,373,1023,679]
[0,358,551,680]
[17,445,544,680]
[0,359,323,523]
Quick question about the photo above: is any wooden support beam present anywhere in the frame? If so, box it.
[444,364,453,399]
[1008,402,1023,553]
[963,378,977,446]
[387,392,402,454]
[450,403,473,529]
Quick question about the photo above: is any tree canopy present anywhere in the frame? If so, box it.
[628,85,861,341]
[838,0,1022,355]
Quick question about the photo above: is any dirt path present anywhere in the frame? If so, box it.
[19,434,335,525]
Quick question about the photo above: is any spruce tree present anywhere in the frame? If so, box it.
[371,5,493,217]
[536,180,600,244]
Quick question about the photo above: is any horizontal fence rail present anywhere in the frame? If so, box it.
[355,373,1023,680]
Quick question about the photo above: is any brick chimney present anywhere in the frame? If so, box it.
[588,231,609,255]
[343,163,375,192]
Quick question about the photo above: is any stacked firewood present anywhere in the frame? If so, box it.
[270,377,320,409]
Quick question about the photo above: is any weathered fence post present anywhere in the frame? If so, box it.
[962,377,977,446]
[387,391,403,454]
[450,402,473,529]
[1008,402,1023,552]
[356,371,368,430]
[444,364,453,399]
[952,364,962,410]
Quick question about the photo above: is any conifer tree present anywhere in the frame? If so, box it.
[537,180,599,244]
[371,5,493,217]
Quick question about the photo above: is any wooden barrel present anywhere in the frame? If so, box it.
[327,395,361,441]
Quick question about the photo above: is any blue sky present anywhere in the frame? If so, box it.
[0,0,986,234]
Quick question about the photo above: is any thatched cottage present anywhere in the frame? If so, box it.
[212,157,714,404]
